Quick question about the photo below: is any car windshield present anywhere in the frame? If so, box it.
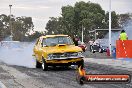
[43,36,74,46]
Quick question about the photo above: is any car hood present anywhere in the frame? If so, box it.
[42,44,82,54]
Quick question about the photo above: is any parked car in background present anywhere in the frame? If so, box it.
[91,45,101,53]
[91,41,103,53]
[91,44,108,53]
[78,41,87,52]
[100,46,107,52]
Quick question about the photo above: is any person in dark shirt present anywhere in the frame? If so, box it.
[73,37,79,46]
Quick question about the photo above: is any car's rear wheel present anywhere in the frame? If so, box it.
[92,49,95,53]
[42,58,48,71]
[36,60,42,68]
[99,48,103,53]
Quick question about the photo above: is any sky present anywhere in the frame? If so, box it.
[0,0,132,31]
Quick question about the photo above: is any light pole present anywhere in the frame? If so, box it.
[109,0,112,55]
[82,25,84,43]
[9,5,13,41]
[94,30,96,40]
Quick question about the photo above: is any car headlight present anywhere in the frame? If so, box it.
[77,52,83,57]
[70,52,78,56]
[47,54,54,60]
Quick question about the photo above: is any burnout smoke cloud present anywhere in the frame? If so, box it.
[103,19,132,46]
[0,41,36,68]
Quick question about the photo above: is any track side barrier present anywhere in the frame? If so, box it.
[116,40,132,58]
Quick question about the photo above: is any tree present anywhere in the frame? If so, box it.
[45,1,120,41]
[118,13,131,27]
[0,14,10,38]
[28,31,44,41]
[105,11,119,29]
[12,16,34,41]
[45,17,58,34]
[0,14,34,41]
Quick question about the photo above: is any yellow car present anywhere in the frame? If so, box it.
[33,35,84,71]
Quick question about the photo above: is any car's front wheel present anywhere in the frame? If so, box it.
[42,58,48,71]
[36,60,42,68]
[78,59,84,68]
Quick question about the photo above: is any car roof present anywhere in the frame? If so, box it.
[40,34,69,38]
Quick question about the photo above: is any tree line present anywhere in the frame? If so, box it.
[0,1,131,42]
[0,14,43,41]
[45,1,131,42]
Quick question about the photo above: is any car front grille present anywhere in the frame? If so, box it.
[52,52,78,58]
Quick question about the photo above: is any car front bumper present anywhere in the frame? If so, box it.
[46,57,83,65]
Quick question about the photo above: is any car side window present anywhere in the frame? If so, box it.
[43,38,46,46]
